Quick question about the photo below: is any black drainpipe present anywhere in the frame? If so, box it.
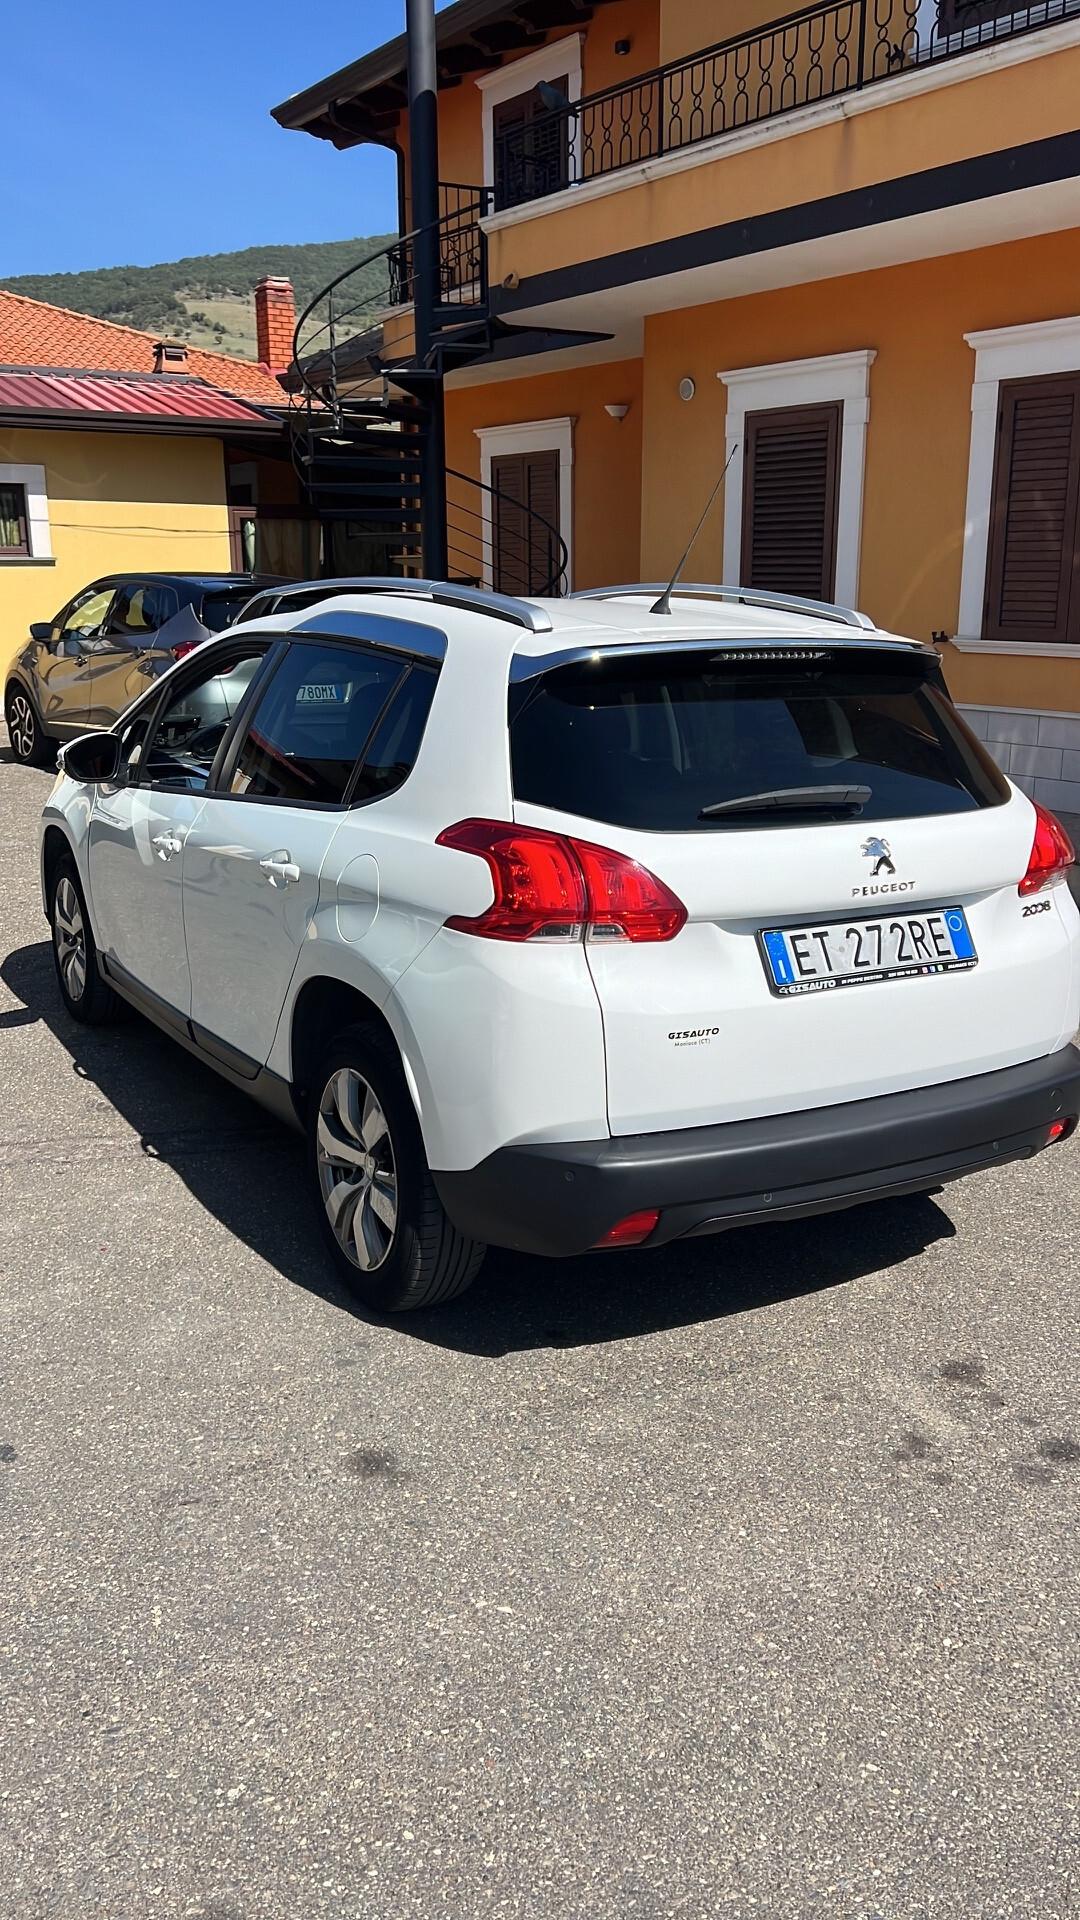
[406,0,447,581]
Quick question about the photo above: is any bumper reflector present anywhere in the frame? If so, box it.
[592,1208,661,1250]
[1046,1117,1076,1144]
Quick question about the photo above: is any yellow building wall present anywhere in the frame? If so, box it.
[0,428,231,678]
[640,227,1080,712]
[445,357,644,590]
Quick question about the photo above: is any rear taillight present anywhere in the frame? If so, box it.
[436,819,687,944]
[1019,803,1075,896]
[171,640,199,661]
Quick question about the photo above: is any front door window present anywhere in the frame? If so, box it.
[141,647,267,791]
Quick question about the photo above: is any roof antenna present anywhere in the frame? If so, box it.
[650,441,739,616]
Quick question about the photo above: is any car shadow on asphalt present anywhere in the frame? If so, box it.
[2,937,957,1358]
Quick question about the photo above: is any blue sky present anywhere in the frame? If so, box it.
[2,0,446,277]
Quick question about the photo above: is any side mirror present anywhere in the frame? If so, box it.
[58,730,123,784]
[29,622,53,642]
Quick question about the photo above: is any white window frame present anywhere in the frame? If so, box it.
[716,350,876,609]
[474,416,575,591]
[477,34,584,197]
[956,314,1080,656]
[0,462,52,560]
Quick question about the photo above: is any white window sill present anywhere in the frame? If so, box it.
[948,635,1080,657]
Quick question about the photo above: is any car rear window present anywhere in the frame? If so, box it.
[201,588,261,632]
[509,647,1010,831]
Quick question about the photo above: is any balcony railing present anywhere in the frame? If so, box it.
[492,0,1079,211]
[391,182,493,306]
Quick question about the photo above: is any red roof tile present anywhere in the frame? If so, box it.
[0,369,279,428]
[0,287,287,404]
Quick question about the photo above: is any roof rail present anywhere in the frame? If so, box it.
[570,582,876,632]
[247,576,554,633]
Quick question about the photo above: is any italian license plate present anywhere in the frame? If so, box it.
[759,906,977,997]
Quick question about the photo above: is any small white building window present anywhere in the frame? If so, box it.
[0,463,52,561]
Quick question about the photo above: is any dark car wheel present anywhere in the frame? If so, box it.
[48,854,123,1025]
[308,1024,486,1312]
[5,683,53,767]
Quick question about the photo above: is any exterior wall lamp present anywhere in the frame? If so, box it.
[604,403,631,420]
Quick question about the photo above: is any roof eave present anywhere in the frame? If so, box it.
[271,0,606,144]
[0,408,284,436]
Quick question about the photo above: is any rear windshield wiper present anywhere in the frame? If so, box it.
[699,784,872,819]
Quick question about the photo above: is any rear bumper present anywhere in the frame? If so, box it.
[433,1045,1080,1256]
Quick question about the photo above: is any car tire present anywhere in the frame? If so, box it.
[48,853,123,1025]
[308,1023,486,1312]
[5,682,53,768]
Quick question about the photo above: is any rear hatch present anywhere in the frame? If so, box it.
[509,639,1079,1135]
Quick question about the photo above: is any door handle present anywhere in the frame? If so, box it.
[259,851,300,888]
[152,832,184,861]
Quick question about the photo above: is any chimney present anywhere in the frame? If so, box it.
[152,339,189,373]
[254,276,296,374]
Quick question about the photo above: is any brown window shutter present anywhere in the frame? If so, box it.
[741,402,841,602]
[984,374,1080,647]
[491,448,561,594]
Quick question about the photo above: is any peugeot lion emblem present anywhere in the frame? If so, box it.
[861,835,896,877]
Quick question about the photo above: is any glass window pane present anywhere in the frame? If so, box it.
[229,642,404,806]
[143,650,265,792]
[201,587,261,633]
[107,584,157,636]
[61,588,115,637]
[0,484,28,552]
[352,665,438,803]
[510,653,1009,831]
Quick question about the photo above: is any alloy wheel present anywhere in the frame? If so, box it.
[316,1068,398,1272]
[8,691,35,761]
[53,876,87,1003]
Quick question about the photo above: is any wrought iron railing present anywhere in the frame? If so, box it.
[285,206,569,596]
[493,0,1078,209]
[390,182,493,305]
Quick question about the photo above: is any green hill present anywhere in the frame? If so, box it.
[2,237,395,361]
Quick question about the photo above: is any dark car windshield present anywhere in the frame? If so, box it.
[509,646,1010,831]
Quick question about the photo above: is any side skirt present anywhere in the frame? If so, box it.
[99,954,303,1133]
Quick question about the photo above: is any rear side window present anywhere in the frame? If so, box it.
[509,649,1009,831]
[228,640,404,805]
[351,664,438,804]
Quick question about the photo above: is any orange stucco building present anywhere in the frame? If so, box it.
[276,0,1080,811]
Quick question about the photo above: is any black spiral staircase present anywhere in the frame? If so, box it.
[287,186,568,596]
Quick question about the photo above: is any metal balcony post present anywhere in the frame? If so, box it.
[406,0,447,580]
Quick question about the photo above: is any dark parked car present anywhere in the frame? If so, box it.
[4,572,285,765]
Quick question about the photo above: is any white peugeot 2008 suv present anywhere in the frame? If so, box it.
[40,579,1080,1311]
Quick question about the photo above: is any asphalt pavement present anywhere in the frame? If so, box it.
[0,730,1077,1920]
